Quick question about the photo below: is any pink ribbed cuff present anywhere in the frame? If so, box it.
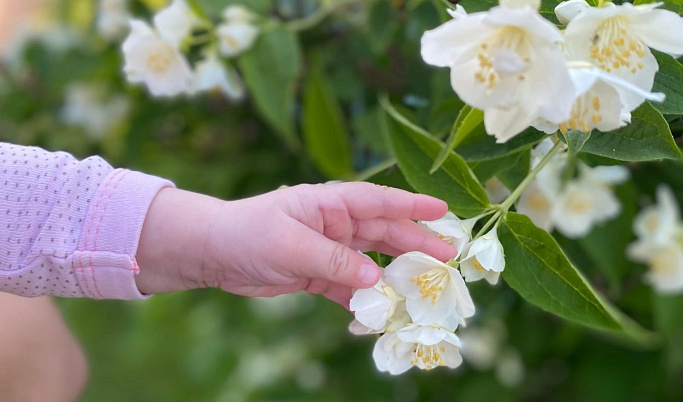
[75,169,174,300]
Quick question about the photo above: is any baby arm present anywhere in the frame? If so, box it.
[0,142,456,306]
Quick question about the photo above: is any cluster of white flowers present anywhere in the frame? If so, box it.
[517,139,628,238]
[628,186,683,294]
[421,0,681,143]
[350,213,506,374]
[117,0,259,99]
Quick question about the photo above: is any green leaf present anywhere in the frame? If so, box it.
[581,102,681,161]
[565,130,592,155]
[431,106,484,173]
[499,212,657,346]
[366,0,399,55]
[497,150,530,191]
[469,151,524,183]
[380,98,490,217]
[454,125,546,162]
[239,26,301,150]
[302,58,353,178]
[652,50,683,115]
[352,106,389,154]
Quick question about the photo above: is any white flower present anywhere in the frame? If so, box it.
[153,0,196,47]
[61,83,130,138]
[421,3,574,142]
[564,2,683,111]
[629,242,683,294]
[460,229,505,285]
[517,181,555,231]
[373,325,463,374]
[122,20,193,97]
[385,252,475,327]
[633,185,680,245]
[419,212,478,258]
[556,62,664,134]
[554,0,590,25]
[350,280,404,331]
[216,5,260,58]
[97,0,131,41]
[551,173,623,238]
[192,52,245,100]
[484,177,511,204]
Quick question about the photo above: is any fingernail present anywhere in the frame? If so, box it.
[359,263,379,287]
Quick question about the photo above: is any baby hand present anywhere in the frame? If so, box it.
[135,182,457,307]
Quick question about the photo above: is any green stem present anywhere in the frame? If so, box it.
[286,0,376,32]
[499,137,565,212]
[475,211,501,238]
[189,32,214,45]
[474,136,565,238]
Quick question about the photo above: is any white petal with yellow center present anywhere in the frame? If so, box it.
[552,174,622,239]
[371,325,464,373]
[644,243,683,294]
[421,6,574,142]
[633,185,680,245]
[518,181,555,232]
[384,252,474,326]
[217,21,260,58]
[460,229,506,285]
[554,64,664,134]
[565,2,682,110]
[122,20,193,97]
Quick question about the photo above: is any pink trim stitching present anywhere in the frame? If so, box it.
[93,170,129,251]
[89,170,130,299]
[84,169,124,251]
[76,252,94,298]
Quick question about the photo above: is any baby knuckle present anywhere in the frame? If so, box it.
[328,243,350,279]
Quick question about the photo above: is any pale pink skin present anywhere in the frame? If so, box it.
[135,183,458,309]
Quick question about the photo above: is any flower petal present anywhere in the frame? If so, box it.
[631,8,683,57]
[385,252,448,299]
[421,13,488,68]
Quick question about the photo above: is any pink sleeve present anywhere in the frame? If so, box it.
[0,143,174,300]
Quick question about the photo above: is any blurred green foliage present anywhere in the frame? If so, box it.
[1,0,683,400]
